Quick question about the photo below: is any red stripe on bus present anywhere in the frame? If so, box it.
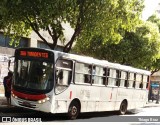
[69,91,72,99]
[12,90,46,101]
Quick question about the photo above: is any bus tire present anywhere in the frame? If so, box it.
[68,101,80,120]
[119,100,127,115]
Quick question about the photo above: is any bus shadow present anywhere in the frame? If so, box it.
[0,106,140,121]
[40,110,139,121]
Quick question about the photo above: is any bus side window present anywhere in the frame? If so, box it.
[139,75,143,89]
[108,69,116,86]
[56,69,63,85]
[146,76,150,89]
[128,72,134,87]
[116,70,121,86]
[124,72,129,87]
[133,73,136,88]
[120,71,126,87]
[75,62,91,84]
[103,68,107,85]
[106,68,110,85]
[135,74,141,89]
[56,59,73,86]
[84,65,92,83]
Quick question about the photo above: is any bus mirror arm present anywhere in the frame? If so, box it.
[8,59,11,70]
[8,56,15,71]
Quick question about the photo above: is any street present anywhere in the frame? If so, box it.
[0,97,160,124]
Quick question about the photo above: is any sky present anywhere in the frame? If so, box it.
[142,0,160,20]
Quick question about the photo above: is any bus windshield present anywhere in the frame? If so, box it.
[14,59,54,92]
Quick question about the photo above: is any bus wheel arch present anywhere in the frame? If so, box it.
[119,99,128,115]
[68,98,81,120]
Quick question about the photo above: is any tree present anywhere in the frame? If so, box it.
[74,21,160,71]
[147,14,160,74]
[147,14,160,31]
[0,0,144,52]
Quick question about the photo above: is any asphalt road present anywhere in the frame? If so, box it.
[0,104,160,123]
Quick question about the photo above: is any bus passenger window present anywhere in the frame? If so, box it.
[143,75,148,89]
[133,73,136,88]
[56,70,63,84]
[135,74,142,89]
[139,75,143,89]
[146,76,150,89]
[84,74,91,83]
[103,68,107,85]
[124,72,129,87]
[108,69,116,86]
[116,70,121,86]
[92,66,96,84]
[106,68,110,85]
[128,73,134,87]
[93,66,104,85]
[55,59,73,94]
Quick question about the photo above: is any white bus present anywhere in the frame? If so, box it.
[11,48,151,119]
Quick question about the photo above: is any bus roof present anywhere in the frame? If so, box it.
[53,50,151,75]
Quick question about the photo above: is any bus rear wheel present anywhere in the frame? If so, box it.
[119,101,127,115]
[68,101,80,120]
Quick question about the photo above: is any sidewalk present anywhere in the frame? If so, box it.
[0,95,8,106]
[145,100,160,107]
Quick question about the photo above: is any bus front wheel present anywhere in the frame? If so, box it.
[68,101,80,120]
[119,101,127,115]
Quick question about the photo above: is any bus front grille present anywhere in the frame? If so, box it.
[18,101,36,109]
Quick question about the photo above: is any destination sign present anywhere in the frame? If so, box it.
[20,51,49,59]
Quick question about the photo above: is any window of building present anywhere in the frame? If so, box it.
[0,33,29,48]
[37,41,63,51]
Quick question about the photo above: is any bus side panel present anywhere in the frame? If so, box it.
[133,89,148,108]
[114,87,130,110]
[90,86,119,112]
[99,86,114,111]
[113,88,148,111]
[53,87,73,113]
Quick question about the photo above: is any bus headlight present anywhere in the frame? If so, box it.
[38,97,50,104]
[12,93,18,99]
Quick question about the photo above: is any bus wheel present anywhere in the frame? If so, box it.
[119,101,127,115]
[68,101,80,120]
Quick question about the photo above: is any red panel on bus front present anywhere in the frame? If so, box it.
[12,90,46,101]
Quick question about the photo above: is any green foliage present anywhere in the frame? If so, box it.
[146,14,160,74]
[0,0,144,52]
[74,21,160,71]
